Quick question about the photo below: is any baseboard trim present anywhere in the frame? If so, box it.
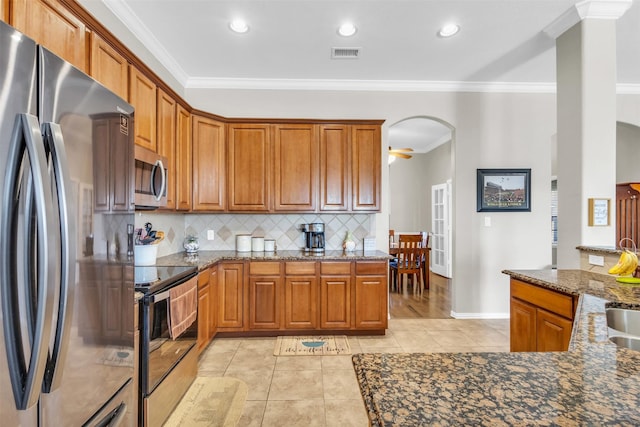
[450,311,510,319]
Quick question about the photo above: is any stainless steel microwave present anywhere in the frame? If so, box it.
[134,145,167,209]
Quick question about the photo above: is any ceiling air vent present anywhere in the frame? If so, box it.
[331,47,361,59]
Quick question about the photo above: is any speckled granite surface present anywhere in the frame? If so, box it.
[155,249,392,271]
[353,270,640,426]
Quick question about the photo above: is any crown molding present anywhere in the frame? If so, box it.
[102,0,189,86]
[543,0,633,39]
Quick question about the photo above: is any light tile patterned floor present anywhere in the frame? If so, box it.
[195,318,510,426]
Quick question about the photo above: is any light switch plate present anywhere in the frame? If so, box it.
[588,254,604,266]
[484,216,491,227]
[207,230,215,241]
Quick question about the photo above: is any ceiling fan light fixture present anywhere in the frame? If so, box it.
[229,19,249,34]
[338,22,357,37]
[438,23,460,38]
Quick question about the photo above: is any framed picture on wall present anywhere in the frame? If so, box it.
[477,168,531,212]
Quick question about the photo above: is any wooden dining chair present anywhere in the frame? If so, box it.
[389,234,424,293]
[419,231,430,290]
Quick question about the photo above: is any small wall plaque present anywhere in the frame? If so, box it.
[588,198,610,226]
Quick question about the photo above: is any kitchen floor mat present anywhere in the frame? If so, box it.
[273,335,351,356]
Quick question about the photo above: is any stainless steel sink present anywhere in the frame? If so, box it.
[606,307,640,351]
[606,308,640,336]
[609,336,640,351]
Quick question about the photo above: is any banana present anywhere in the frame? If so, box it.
[609,250,638,276]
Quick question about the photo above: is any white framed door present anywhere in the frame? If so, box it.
[431,181,451,278]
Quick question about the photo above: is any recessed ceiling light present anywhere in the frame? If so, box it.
[438,23,460,38]
[338,22,357,37]
[229,19,249,34]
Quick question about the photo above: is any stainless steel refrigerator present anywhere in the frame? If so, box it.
[0,20,136,426]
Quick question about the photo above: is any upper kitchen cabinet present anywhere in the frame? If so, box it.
[273,124,318,211]
[192,115,225,211]
[89,32,128,101]
[129,66,156,151]
[319,124,350,211]
[175,105,192,211]
[351,125,381,211]
[228,123,271,212]
[10,0,88,72]
[156,88,176,210]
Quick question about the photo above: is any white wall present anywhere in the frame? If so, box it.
[617,122,640,183]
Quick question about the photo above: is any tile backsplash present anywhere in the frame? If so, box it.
[135,212,374,257]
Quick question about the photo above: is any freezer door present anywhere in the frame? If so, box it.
[0,21,42,426]
[37,47,136,425]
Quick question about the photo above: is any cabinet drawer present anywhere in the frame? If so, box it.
[250,262,281,275]
[321,262,351,275]
[285,262,317,275]
[355,261,387,275]
[198,269,210,289]
[511,279,575,319]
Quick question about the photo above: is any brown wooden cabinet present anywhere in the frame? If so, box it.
[319,125,350,211]
[89,32,128,101]
[273,124,318,211]
[209,266,218,337]
[248,262,282,329]
[156,88,177,209]
[320,262,352,329]
[510,278,577,352]
[129,66,157,151]
[227,123,271,211]
[351,125,381,211]
[175,106,192,211]
[197,269,211,354]
[284,262,318,329]
[354,261,388,329]
[92,114,134,212]
[192,115,225,211]
[217,262,244,330]
[11,0,87,72]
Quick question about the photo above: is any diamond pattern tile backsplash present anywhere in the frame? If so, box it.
[135,212,373,257]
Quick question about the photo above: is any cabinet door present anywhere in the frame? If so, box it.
[537,308,573,352]
[92,119,110,212]
[510,297,537,352]
[354,276,388,329]
[273,124,318,211]
[218,263,244,329]
[197,270,210,354]
[90,32,128,101]
[129,66,156,151]
[284,276,317,329]
[228,124,270,211]
[192,115,225,211]
[122,266,135,342]
[110,117,134,212]
[175,106,192,211]
[102,266,123,339]
[351,125,381,211]
[319,125,349,211]
[11,0,87,72]
[249,276,281,329]
[156,88,177,210]
[320,276,351,329]
[209,266,218,338]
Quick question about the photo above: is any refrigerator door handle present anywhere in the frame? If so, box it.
[0,114,57,410]
[41,122,76,393]
[151,159,166,201]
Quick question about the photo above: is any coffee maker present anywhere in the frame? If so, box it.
[302,223,325,253]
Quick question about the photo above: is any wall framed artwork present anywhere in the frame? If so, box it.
[588,198,610,226]
[477,168,531,212]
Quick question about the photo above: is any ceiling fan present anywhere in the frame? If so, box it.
[388,146,413,159]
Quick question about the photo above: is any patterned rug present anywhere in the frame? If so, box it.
[99,346,134,367]
[273,336,351,356]
[164,377,248,427]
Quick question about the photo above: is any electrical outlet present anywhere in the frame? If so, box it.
[207,230,215,241]
[588,255,604,266]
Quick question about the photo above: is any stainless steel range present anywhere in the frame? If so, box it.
[135,265,198,426]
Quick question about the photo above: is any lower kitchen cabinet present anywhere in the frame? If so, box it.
[320,262,352,329]
[197,269,211,354]
[249,262,282,329]
[354,261,388,329]
[510,278,577,352]
[284,262,318,329]
[218,262,244,330]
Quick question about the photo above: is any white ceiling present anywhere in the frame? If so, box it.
[92,0,639,152]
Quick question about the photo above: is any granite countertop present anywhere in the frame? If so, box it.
[352,269,640,425]
[155,249,392,271]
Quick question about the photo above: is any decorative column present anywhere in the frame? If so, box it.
[545,0,632,268]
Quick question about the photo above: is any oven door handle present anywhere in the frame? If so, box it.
[151,289,170,303]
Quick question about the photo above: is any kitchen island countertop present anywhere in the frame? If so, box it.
[352,269,640,425]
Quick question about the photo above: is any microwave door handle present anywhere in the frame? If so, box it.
[41,122,75,393]
[150,159,166,202]
[1,114,57,410]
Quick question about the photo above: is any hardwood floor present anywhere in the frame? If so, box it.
[389,271,452,319]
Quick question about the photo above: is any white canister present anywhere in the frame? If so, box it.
[251,237,265,252]
[264,239,276,252]
[236,234,252,252]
